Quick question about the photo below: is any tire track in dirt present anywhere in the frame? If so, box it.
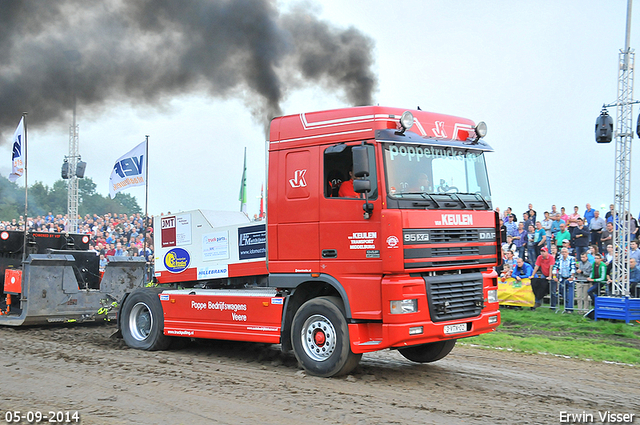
[0,323,638,425]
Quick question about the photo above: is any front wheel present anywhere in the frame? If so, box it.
[291,296,361,377]
[120,288,171,351]
[398,339,456,363]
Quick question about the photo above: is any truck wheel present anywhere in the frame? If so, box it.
[398,339,456,363]
[291,296,361,377]
[120,289,171,351]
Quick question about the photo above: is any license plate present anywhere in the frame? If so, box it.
[444,323,468,335]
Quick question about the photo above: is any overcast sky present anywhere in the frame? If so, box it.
[2,0,640,219]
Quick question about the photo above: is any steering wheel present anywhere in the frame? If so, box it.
[437,179,459,193]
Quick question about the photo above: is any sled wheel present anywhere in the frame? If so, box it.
[120,288,171,351]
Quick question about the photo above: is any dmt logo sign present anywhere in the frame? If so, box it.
[289,169,307,188]
[164,248,190,273]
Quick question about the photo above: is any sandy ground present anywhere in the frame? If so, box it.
[0,322,638,425]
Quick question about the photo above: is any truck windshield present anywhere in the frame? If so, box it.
[383,143,491,204]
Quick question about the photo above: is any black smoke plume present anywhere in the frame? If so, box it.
[0,0,377,140]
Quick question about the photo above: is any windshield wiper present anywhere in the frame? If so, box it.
[396,192,442,208]
[455,192,491,209]
[451,193,470,209]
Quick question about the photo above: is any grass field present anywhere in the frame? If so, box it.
[461,307,640,365]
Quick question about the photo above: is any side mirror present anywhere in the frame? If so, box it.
[353,179,371,193]
[352,145,369,178]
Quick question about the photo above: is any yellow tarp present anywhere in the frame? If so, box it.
[498,277,535,307]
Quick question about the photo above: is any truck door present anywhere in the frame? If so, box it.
[318,143,382,318]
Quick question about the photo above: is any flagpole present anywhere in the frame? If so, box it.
[21,112,28,264]
[143,135,149,282]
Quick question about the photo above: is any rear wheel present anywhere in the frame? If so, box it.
[120,289,171,351]
[291,296,361,377]
[398,339,456,363]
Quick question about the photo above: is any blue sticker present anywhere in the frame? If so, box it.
[159,294,169,301]
[164,248,191,273]
[271,297,284,305]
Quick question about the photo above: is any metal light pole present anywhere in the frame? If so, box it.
[64,50,81,233]
[601,0,635,297]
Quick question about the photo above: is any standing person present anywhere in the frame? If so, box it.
[541,211,553,250]
[555,223,571,250]
[560,207,570,224]
[567,206,580,240]
[499,218,507,246]
[513,222,527,260]
[522,212,534,232]
[605,203,616,223]
[552,247,576,313]
[572,218,590,259]
[526,224,537,265]
[527,203,537,223]
[550,213,566,247]
[630,258,640,298]
[589,210,606,251]
[504,214,517,238]
[551,205,558,216]
[587,254,607,303]
[584,203,596,226]
[534,221,547,258]
[605,244,614,265]
[531,247,555,309]
[628,240,640,264]
[600,222,614,254]
[575,252,592,311]
[630,214,639,241]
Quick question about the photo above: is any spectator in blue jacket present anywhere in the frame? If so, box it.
[511,257,534,281]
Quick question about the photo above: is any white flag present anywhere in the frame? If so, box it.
[8,117,25,182]
[109,140,146,199]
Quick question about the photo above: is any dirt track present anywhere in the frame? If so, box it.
[0,323,638,425]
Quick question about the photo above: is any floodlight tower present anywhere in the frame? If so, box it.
[606,0,635,296]
[65,50,81,233]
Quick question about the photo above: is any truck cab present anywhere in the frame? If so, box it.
[122,106,500,377]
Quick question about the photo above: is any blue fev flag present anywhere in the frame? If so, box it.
[8,117,25,182]
[109,140,146,199]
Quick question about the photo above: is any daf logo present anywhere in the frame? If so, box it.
[479,231,495,240]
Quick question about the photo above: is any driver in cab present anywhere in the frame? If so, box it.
[339,167,360,198]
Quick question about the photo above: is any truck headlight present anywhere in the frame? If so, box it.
[487,289,498,303]
[390,299,418,314]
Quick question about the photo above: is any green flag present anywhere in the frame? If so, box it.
[239,147,247,214]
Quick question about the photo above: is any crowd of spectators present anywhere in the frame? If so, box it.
[0,212,154,273]
[497,203,640,311]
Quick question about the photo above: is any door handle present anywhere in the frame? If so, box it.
[322,249,337,258]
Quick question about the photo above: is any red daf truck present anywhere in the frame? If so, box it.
[119,106,501,377]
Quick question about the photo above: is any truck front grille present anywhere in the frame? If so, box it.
[423,272,484,322]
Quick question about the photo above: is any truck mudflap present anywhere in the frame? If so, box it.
[348,310,501,354]
[159,288,285,343]
[0,255,146,326]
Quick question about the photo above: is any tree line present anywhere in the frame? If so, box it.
[0,175,140,220]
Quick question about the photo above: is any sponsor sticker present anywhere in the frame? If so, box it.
[163,247,191,273]
[159,294,169,301]
[366,250,380,258]
[386,235,400,248]
[197,266,229,280]
[271,297,284,305]
[348,231,377,250]
[238,224,266,260]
